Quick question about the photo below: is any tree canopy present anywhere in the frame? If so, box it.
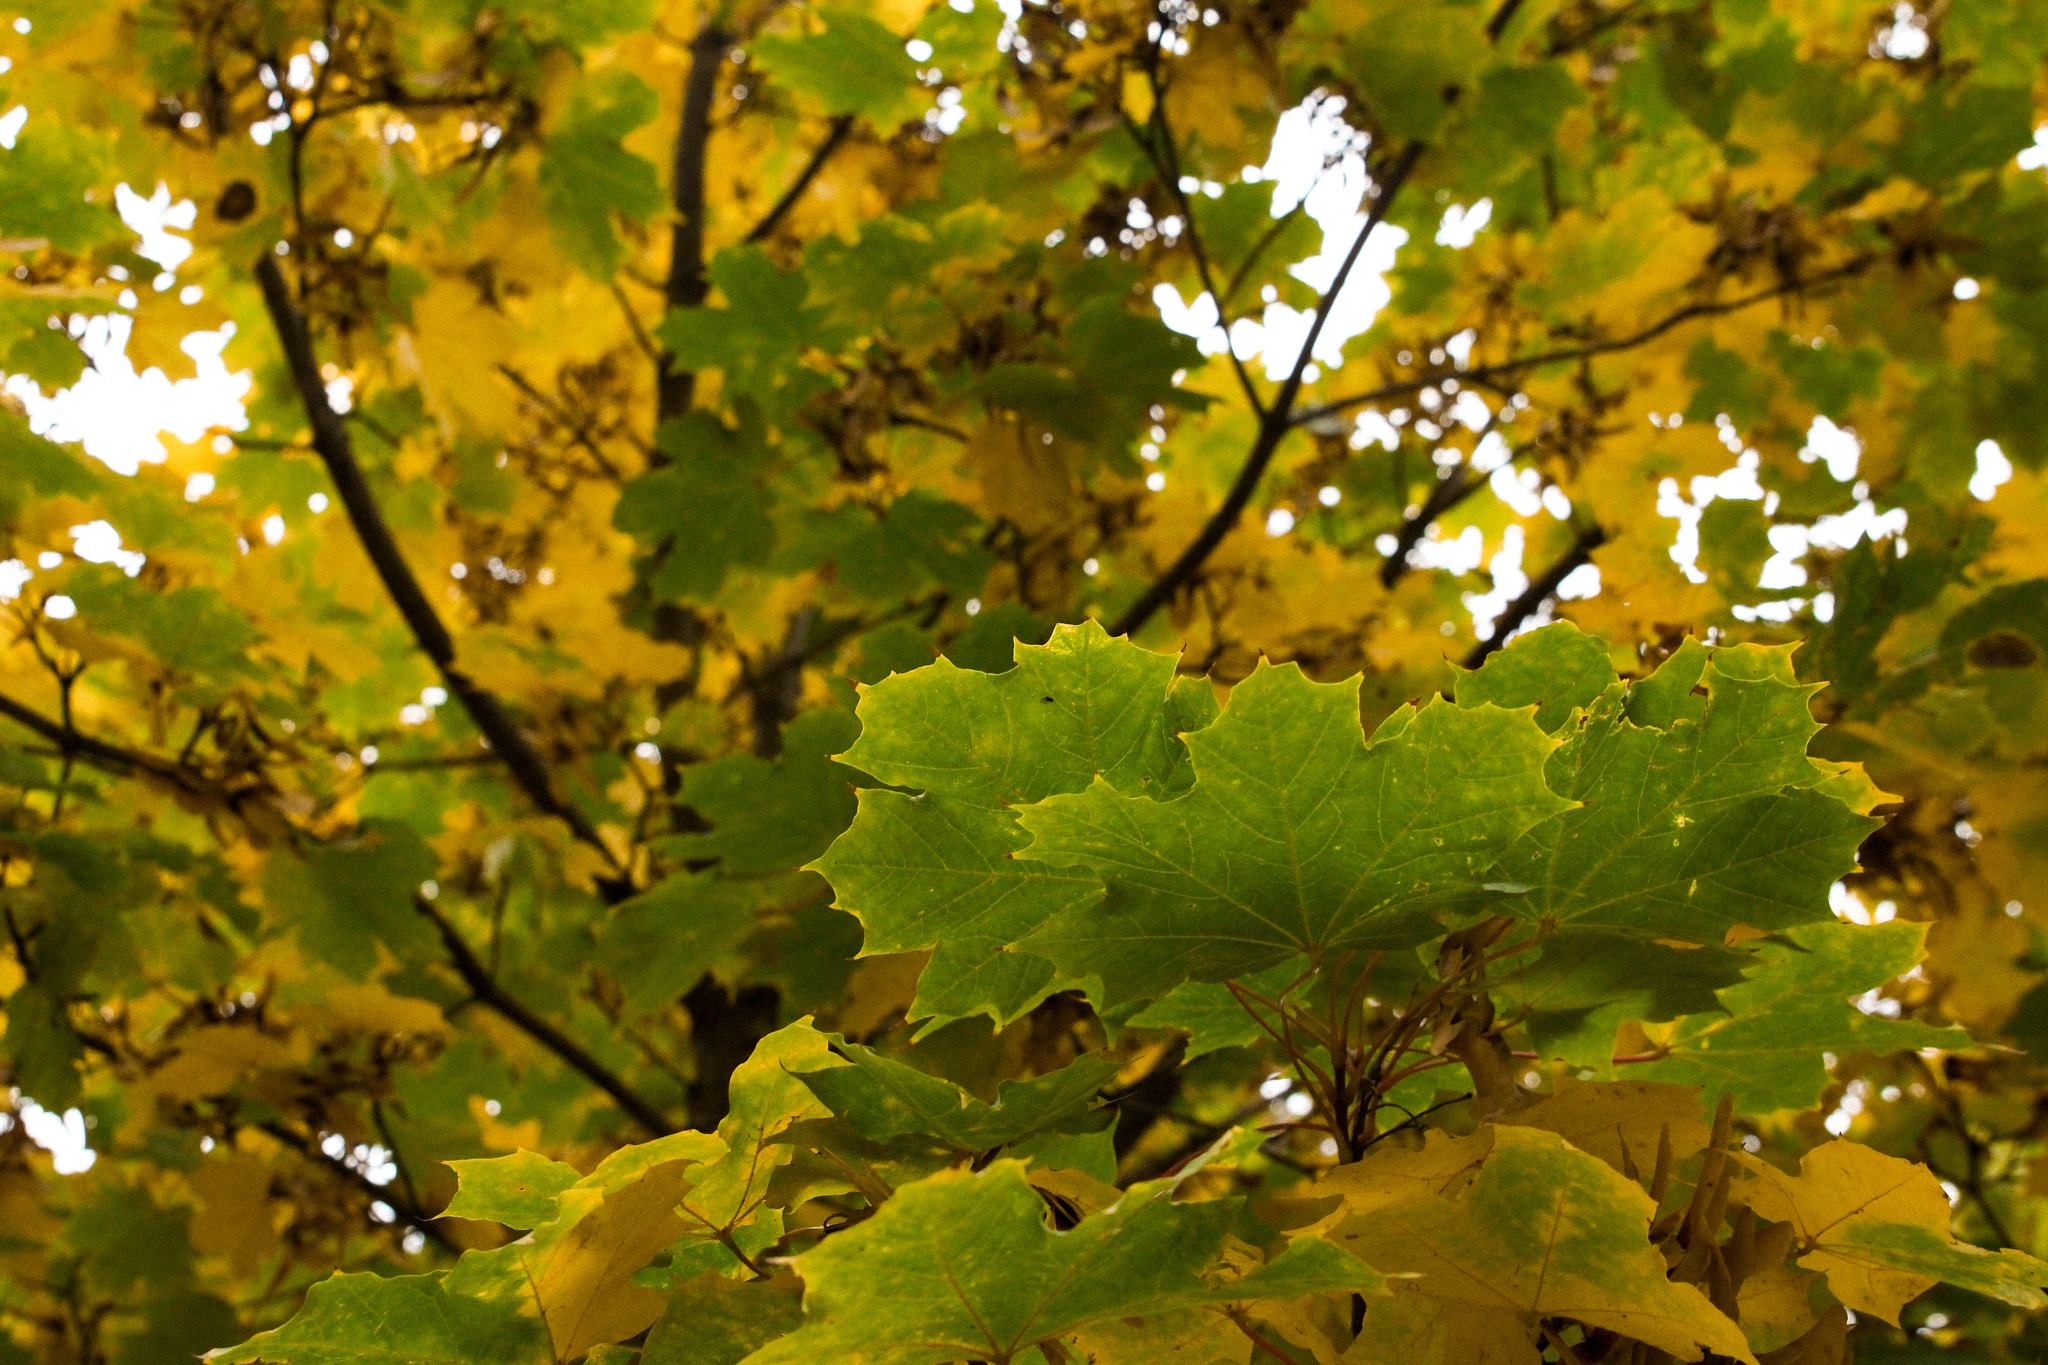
[2,0,2048,1359]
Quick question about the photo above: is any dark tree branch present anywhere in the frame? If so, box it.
[743,114,856,245]
[1463,524,1607,668]
[658,23,734,423]
[1381,412,1510,588]
[745,605,813,759]
[1380,463,1491,589]
[0,691,158,782]
[255,1119,459,1252]
[254,256,625,880]
[683,972,781,1133]
[0,690,267,829]
[1111,140,1425,638]
[1291,257,1876,430]
[415,895,677,1137]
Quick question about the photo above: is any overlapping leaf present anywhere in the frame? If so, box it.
[794,1041,1118,1152]
[1322,1127,1755,1363]
[1016,660,1571,1003]
[744,1160,1384,1365]
[813,620,1188,1025]
[1633,920,1967,1113]
[1453,631,1878,947]
[1737,1140,2048,1324]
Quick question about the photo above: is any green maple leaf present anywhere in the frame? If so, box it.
[1456,634,1878,947]
[744,1160,1384,1365]
[1631,919,1966,1113]
[441,1150,582,1229]
[613,411,777,603]
[1014,659,1573,1004]
[751,9,921,125]
[207,1273,545,1365]
[812,621,1190,1027]
[660,706,860,875]
[793,1042,1119,1152]
[540,70,664,279]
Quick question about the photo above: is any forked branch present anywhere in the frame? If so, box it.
[1110,140,1425,637]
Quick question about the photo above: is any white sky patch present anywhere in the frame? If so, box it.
[1352,409,1400,451]
[2020,124,2048,172]
[1800,416,1861,482]
[1470,430,1513,473]
[114,181,198,271]
[1435,198,1491,248]
[1464,524,1528,641]
[1447,389,1492,431]
[1,179,246,474]
[1492,463,1544,517]
[1407,522,1485,576]
[1555,561,1600,600]
[8,323,251,474]
[1971,438,2013,501]
[1660,414,1909,619]
[69,520,146,576]
[1156,95,1409,378]
[4,1099,97,1173]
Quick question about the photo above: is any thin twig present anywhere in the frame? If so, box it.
[1127,42,1263,416]
[495,363,641,471]
[415,894,677,1137]
[255,1119,458,1252]
[1290,258,1876,430]
[1380,419,1510,588]
[743,114,856,244]
[254,256,626,880]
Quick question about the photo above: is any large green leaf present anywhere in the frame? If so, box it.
[1015,661,1572,1003]
[441,1150,582,1229]
[1631,920,1966,1113]
[793,1042,1118,1152]
[206,1272,545,1365]
[539,70,663,279]
[751,9,920,125]
[813,621,1189,1026]
[1459,641,1877,946]
[744,1160,1384,1365]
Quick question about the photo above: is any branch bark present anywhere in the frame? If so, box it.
[416,895,678,1137]
[743,114,856,245]
[1110,140,1424,638]
[0,689,280,835]
[1380,463,1490,588]
[255,1119,459,1252]
[1463,524,1607,668]
[658,23,734,423]
[254,256,625,881]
